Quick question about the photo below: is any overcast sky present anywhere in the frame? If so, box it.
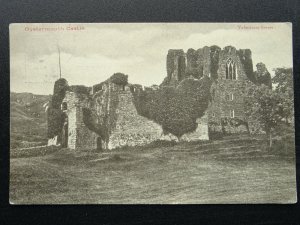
[10,23,292,95]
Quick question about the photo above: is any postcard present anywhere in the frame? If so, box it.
[10,23,296,204]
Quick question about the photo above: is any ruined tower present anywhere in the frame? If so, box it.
[164,45,262,135]
[164,49,186,85]
[208,46,250,134]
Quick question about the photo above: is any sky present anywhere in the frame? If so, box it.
[10,23,293,95]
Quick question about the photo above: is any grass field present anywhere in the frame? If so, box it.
[10,135,297,204]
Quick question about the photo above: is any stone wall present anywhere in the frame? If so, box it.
[207,46,250,134]
[92,82,122,148]
[107,88,163,149]
[181,113,209,141]
[218,46,248,81]
[186,47,211,78]
[48,45,263,150]
[237,49,255,82]
[165,49,186,85]
[63,91,97,150]
[165,45,253,84]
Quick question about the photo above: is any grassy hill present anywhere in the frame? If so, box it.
[10,92,51,149]
[10,134,296,204]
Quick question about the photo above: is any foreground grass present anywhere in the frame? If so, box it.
[10,135,297,204]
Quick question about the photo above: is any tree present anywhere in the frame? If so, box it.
[132,76,212,140]
[244,84,282,148]
[272,67,294,125]
[152,86,198,139]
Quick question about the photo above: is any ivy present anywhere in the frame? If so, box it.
[47,78,68,138]
[132,76,212,139]
[109,73,128,86]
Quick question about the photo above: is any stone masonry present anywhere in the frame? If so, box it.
[164,45,270,135]
[107,87,163,149]
[49,45,270,150]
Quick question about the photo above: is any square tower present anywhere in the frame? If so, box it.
[208,46,249,135]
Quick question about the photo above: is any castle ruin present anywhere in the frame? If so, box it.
[48,45,271,150]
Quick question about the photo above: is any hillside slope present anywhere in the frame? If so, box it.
[10,92,51,149]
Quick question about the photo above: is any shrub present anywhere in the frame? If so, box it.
[132,76,212,139]
[109,73,128,86]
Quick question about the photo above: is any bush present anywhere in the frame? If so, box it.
[109,73,128,86]
[132,77,212,139]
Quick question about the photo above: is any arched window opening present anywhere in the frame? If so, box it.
[226,58,237,80]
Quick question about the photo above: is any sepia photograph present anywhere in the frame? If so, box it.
[9,23,296,204]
